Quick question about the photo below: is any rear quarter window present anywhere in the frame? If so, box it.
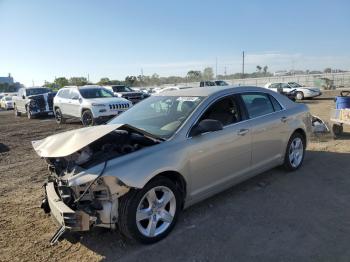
[269,94,283,111]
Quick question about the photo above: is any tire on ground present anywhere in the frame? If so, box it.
[118,176,182,244]
[283,131,306,171]
[81,109,94,126]
[55,107,66,124]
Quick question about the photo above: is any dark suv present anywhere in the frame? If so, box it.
[105,85,148,104]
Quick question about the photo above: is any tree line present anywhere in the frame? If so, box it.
[42,66,274,90]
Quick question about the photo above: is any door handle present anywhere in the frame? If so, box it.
[281,116,288,123]
[237,129,249,136]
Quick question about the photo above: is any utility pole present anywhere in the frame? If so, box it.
[242,51,245,78]
[224,65,227,79]
[87,74,90,83]
[215,57,218,80]
[141,68,144,86]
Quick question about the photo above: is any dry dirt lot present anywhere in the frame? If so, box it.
[1,91,350,262]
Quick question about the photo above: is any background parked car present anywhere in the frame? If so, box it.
[200,80,229,87]
[0,96,14,110]
[54,85,132,126]
[264,82,321,100]
[13,87,55,119]
[104,85,148,104]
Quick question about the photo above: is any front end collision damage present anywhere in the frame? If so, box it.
[33,124,161,243]
[26,93,55,116]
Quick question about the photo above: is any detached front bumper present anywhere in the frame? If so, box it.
[43,182,90,231]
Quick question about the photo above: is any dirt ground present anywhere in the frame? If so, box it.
[1,91,350,262]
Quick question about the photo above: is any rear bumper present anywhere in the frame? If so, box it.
[44,182,90,231]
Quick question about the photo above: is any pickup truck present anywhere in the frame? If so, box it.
[13,87,56,119]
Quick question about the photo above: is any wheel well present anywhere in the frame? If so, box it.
[293,128,307,144]
[150,171,187,205]
[81,108,91,115]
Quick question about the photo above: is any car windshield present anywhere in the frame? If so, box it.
[109,95,204,139]
[79,88,114,98]
[26,88,51,96]
[113,86,133,92]
[288,82,302,88]
[4,96,12,101]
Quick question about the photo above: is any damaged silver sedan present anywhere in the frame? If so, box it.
[33,86,311,244]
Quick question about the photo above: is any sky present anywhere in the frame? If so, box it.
[0,0,350,86]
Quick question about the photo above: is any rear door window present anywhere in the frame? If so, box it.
[241,93,275,118]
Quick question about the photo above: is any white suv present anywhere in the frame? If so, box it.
[53,85,132,126]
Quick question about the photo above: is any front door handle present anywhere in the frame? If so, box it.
[281,116,288,123]
[237,129,249,136]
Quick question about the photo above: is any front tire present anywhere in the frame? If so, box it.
[118,177,182,244]
[283,132,306,171]
[81,109,94,126]
[26,108,34,119]
[296,92,304,100]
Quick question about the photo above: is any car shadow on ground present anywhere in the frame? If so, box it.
[64,150,350,261]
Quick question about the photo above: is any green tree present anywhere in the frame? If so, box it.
[98,77,111,85]
[69,77,88,86]
[125,76,137,86]
[54,77,69,88]
[186,70,202,81]
[256,65,262,72]
[202,67,214,80]
[324,68,332,73]
[263,65,268,75]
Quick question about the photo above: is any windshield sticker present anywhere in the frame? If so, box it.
[176,97,200,102]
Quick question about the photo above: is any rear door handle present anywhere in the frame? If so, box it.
[237,129,249,136]
[281,116,288,123]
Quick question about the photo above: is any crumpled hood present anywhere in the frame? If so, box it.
[32,124,123,158]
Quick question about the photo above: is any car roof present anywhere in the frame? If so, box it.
[155,85,271,97]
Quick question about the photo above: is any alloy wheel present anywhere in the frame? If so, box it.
[288,137,304,168]
[136,186,176,237]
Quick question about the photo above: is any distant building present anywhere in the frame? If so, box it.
[0,74,23,92]
[273,70,288,76]
[0,74,14,85]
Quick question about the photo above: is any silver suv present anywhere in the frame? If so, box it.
[53,85,132,126]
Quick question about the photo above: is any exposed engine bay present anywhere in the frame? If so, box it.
[38,126,160,240]
[46,128,158,177]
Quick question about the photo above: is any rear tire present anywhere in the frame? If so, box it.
[81,109,94,126]
[54,108,65,124]
[283,132,305,171]
[332,124,343,138]
[118,177,182,244]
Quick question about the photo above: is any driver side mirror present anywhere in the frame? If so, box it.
[190,119,223,137]
[22,95,25,99]
[72,95,79,100]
